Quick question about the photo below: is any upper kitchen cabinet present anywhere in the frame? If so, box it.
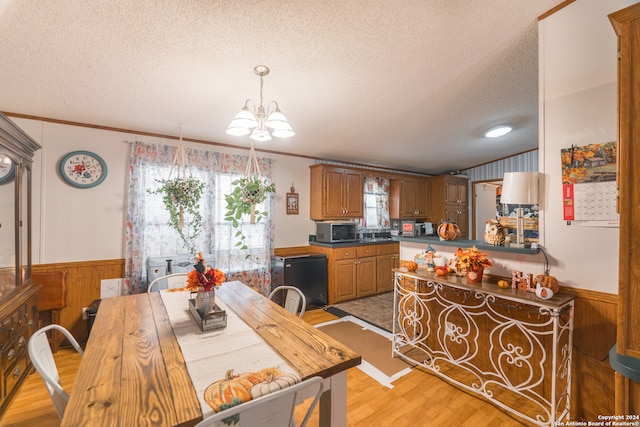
[427,175,469,238]
[389,176,429,219]
[310,164,363,220]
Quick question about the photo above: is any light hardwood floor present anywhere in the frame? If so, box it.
[1,309,530,427]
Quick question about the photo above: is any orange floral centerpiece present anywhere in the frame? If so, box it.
[453,246,493,283]
[186,252,225,292]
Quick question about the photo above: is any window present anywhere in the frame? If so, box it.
[125,142,274,295]
[362,176,390,229]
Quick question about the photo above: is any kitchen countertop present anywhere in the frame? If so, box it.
[310,236,539,255]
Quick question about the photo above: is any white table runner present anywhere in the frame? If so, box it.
[160,290,298,418]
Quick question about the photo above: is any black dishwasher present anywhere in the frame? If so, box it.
[270,254,328,310]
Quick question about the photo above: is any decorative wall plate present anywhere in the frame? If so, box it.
[0,154,16,185]
[59,150,107,188]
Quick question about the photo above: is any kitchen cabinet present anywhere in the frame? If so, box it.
[310,242,399,304]
[310,164,363,220]
[389,176,429,219]
[376,243,400,293]
[428,175,469,239]
[0,113,40,416]
[610,3,640,359]
[609,5,640,418]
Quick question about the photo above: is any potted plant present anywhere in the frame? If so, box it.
[453,246,493,283]
[148,175,205,255]
[224,175,275,256]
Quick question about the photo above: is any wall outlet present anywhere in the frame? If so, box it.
[82,307,89,320]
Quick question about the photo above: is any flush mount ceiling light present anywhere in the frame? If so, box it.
[226,65,295,142]
[485,126,512,138]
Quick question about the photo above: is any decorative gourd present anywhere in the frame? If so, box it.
[437,221,460,241]
[250,372,300,399]
[204,369,255,412]
[405,261,418,271]
[534,274,560,294]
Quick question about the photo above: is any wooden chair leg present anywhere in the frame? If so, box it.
[50,310,61,353]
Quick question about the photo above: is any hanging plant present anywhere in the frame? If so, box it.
[147,126,205,255]
[224,144,275,258]
[224,175,275,257]
[148,176,205,255]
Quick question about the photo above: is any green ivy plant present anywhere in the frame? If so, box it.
[148,176,205,255]
[224,175,275,257]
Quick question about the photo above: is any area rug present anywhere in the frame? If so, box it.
[315,315,412,388]
[327,292,395,332]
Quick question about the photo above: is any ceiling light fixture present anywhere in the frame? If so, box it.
[226,65,294,142]
[485,126,512,138]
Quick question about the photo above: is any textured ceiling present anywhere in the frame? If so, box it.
[0,0,564,175]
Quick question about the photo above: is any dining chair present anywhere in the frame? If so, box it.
[268,285,306,318]
[28,324,84,419]
[33,270,68,352]
[195,376,323,427]
[147,272,189,292]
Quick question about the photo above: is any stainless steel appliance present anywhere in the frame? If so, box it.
[315,222,357,243]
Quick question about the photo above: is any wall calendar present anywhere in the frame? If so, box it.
[561,141,619,227]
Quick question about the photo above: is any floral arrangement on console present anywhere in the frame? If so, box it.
[186,252,225,292]
[453,246,493,272]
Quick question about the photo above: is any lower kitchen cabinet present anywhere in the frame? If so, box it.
[311,242,399,304]
[376,244,400,293]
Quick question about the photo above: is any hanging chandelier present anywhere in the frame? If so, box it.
[226,65,295,142]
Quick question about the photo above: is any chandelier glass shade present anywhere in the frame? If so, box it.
[226,65,295,142]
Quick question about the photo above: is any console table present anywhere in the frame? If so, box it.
[392,270,575,427]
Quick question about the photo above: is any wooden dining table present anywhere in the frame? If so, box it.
[61,281,361,427]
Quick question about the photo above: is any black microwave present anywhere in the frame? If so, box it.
[316,222,358,243]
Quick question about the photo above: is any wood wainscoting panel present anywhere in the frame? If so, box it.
[562,287,618,422]
[33,259,125,344]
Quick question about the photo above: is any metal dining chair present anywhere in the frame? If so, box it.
[147,272,189,292]
[195,376,323,427]
[268,286,306,318]
[28,324,84,419]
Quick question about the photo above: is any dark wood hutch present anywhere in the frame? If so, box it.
[0,112,40,414]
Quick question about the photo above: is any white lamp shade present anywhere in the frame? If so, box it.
[271,124,295,138]
[231,106,258,128]
[226,123,252,136]
[500,172,539,205]
[265,109,290,129]
[250,127,272,142]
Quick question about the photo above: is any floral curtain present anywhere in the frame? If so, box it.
[363,176,390,229]
[124,141,274,295]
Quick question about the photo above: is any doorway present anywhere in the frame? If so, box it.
[472,179,502,240]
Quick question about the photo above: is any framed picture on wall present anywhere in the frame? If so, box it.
[286,184,298,215]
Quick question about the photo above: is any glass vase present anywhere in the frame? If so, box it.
[195,287,215,315]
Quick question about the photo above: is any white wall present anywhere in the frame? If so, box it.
[12,117,317,264]
[539,0,637,293]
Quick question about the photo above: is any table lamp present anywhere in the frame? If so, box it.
[500,172,539,248]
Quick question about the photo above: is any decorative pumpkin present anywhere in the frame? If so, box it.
[534,274,560,294]
[437,221,460,241]
[435,266,448,276]
[204,369,255,412]
[405,261,418,271]
[250,372,300,399]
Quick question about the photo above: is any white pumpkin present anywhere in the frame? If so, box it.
[250,373,300,399]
